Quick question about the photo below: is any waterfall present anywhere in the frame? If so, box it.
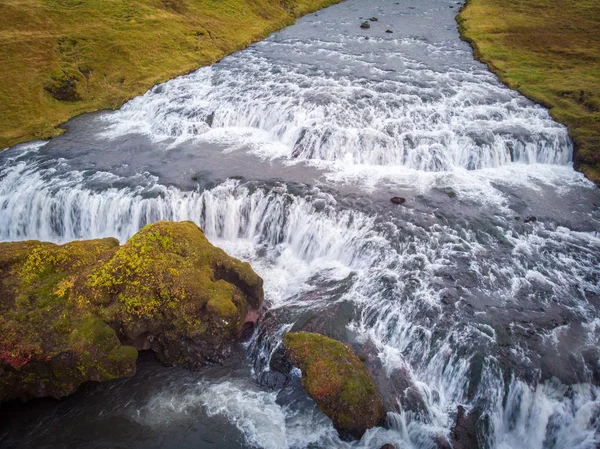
[0,0,599,447]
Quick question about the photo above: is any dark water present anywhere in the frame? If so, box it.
[1,0,599,448]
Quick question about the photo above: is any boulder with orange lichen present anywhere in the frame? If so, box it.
[283,331,386,440]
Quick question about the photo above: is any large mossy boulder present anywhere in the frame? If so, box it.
[0,221,263,402]
[283,331,386,440]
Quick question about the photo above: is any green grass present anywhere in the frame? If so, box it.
[457,0,600,184]
[0,0,341,150]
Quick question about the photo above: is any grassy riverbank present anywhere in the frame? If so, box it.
[457,0,600,184]
[0,0,340,149]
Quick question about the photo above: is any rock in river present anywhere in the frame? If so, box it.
[0,221,264,402]
[283,331,386,440]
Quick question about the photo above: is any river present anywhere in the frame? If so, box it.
[1,0,599,448]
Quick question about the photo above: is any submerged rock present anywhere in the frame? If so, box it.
[205,111,215,127]
[0,221,264,402]
[283,331,386,440]
[451,405,487,449]
[291,300,357,342]
[358,339,428,418]
[390,196,406,205]
[360,21,371,29]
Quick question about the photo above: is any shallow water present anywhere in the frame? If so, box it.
[1,0,599,448]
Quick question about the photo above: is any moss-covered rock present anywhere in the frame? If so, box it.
[283,331,386,440]
[0,221,264,402]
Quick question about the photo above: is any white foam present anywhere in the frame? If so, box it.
[102,32,572,185]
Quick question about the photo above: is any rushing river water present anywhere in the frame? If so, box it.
[1,0,599,448]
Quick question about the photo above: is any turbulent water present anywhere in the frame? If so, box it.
[1,0,599,448]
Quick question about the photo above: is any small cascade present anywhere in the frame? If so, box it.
[105,42,572,171]
[1,155,598,448]
[0,0,598,447]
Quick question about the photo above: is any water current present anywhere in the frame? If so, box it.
[1,0,599,448]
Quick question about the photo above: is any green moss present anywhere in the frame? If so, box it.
[71,317,120,352]
[108,345,138,364]
[284,332,385,439]
[86,221,255,326]
[206,281,237,319]
[0,221,264,401]
[457,0,600,184]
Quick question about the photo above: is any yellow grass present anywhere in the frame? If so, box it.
[0,0,341,149]
[457,0,600,184]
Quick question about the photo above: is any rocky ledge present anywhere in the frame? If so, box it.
[0,221,264,402]
[283,331,386,440]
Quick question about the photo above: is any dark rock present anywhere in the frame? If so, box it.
[385,29,393,33]
[390,196,406,205]
[284,332,386,441]
[44,71,81,102]
[452,406,478,449]
[452,406,487,449]
[380,445,395,449]
[269,345,293,374]
[360,21,371,29]
[369,16,378,22]
[258,370,289,389]
[359,339,428,418]
[467,353,485,401]
[205,111,215,127]
[291,301,356,342]
[524,216,537,223]
[433,436,453,449]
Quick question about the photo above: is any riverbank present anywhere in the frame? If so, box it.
[457,0,600,184]
[0,0,340,150]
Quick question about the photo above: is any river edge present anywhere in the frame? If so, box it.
[456,0,600,186]
[1,0,599,446]
[0,0,342,150]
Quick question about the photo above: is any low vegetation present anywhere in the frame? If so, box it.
[0,0,341,149]
[284,331,386,440]
[0,221,264,401]
[457,0,600,184]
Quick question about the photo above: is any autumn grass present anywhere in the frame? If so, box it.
[0,0,341,150]
[457,0,600,184]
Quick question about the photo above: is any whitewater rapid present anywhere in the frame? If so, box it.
[1,0,599,448]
